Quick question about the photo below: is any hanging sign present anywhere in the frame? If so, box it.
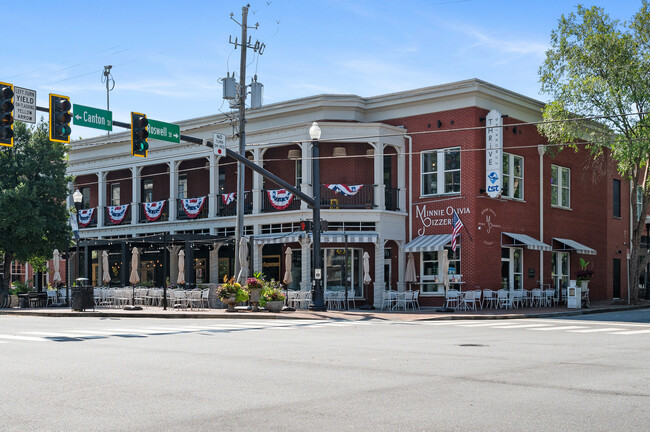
[325,184,363,196]
[107,204,129,224]
[77,208,95,227]
[181,196,206,218]
[485,109,503,198]
[267,189,294,210]
[143,200,165,221]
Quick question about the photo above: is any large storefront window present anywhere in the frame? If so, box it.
[551,252,569,291]
[501,247,523,290]
[421,147,460,196]
[421,246,461,295]
[323,248,363,297]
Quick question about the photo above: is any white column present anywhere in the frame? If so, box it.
[208,154,217,217]
[396,241,406,291]
[252,148,263,214]
[300,237,312,291]
[397,148,406,212]
[67,181,74,209]
[300,142,312,210]
[373,240,386,308]
[131,166,142,225]
[372,142,385,209]
[209,244,221,284]
[169,160,179,222]
[97,171,106,227]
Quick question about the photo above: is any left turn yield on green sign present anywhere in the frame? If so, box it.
[73,104,112,131]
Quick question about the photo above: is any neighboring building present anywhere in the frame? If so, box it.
[67,79,630,307]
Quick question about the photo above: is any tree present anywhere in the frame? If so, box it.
[0,121,71,304]
[538,2,650,302]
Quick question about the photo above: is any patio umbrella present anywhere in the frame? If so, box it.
[52,249,62,284]
[363,251,372,285]
[283,247,293,285]
[177,249,186,285]
[129,247,140,285]
[102,251,111,286]
[441,249,450,295]
[405,253,416,288]
[237,237,249,283]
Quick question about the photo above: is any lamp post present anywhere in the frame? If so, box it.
[73,189,83,295]
[309,122,326,311]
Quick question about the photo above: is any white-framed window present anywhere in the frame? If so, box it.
[295,159,302,188]
[502,153,524,200]
[501,247,523,290]
[551,252,570,291]
[551,165,570,208]
[420,245,461,295]
[178,174,188,199]
[322,248,363,297]
[637,186,644,221]
[421,147,460,196]
[81,186,91,209]
[143,179,153,203]
[110,183,120,206]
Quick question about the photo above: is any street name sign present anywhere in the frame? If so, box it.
[148,119,180,144]
[73,104,113,131]
[14,86,36,124]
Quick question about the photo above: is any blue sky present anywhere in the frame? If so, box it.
[2,0,643,138]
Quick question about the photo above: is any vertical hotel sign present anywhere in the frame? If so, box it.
[485,109,503,198]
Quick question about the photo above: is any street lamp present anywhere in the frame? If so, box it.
[73,189,83,298]
[309,122,326,311]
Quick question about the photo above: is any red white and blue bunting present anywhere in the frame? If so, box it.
[222,192,236,206]
[181,196,206,218]
[107,204,129,224]
[325,184,363,196]
[143,200,165,222]
[267,189,294,210]
[77,208,95,227]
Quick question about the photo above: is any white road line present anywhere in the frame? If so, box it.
[489,324,553,329]
[530,326,586,331]
[21,331,86,338]
[607,329,650,335]
[0,334,48,342]
[457,322,523,327]
[106,328,161,334]
[568,328,625,333]
[419,321,470,326]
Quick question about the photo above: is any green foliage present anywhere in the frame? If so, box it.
[9,280,32,295]
[216,278,249,303]
[259,280,285,307]
[0,120,72,291]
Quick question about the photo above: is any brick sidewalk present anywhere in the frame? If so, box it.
[1,301,648,321]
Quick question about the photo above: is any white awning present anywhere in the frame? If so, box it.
[404,234,452,252]
[552,238,597,255]
[252,232,303,245]
[308,232,379,243]
[501,232,552,251]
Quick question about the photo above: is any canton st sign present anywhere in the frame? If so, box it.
[73,104,113,131]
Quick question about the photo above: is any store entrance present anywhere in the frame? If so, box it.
[262,244,282,281]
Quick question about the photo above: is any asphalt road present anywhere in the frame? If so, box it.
[1,310,649,432]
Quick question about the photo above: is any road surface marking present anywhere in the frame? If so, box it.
[0,334,48,342]
[568,328,625,333]
[530,326,586,331]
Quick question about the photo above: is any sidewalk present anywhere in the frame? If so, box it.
[1,300,648,321]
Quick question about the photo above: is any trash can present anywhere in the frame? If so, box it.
[18,294,28,308]
[71,286,94,312]
[567,281,581,309]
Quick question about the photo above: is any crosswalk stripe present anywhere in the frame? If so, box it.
[568,328,624,333]
[0,334,48,342]
[607,329,650,335]
[22,331,86,338]
[530,326,586,331]
[457,322,523,327]
[488,324,552,329]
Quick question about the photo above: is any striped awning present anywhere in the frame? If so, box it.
[501,232,552,251]
[404,234,452,252]
[308,232,379,243]
[252,232,303,245]
[552,238,597,255]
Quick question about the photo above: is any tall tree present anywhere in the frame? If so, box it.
[538,2,650,302]
[0,121,71,304]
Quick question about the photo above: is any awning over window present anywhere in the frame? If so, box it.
[552,237,597,255]
[252,232,303,245]
[404,234,452,252]
[501,232,552,251]
[308,232,379,243]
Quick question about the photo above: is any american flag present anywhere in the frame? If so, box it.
[451,209,464,251]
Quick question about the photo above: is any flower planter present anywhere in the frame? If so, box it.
[265,300,283,313]
[248,287,262,312]
[221,295,238,312]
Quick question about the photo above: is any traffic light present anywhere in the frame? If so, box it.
[131,112,149,157]
[0,82,14,147]
[300,220,312,231]
[49,93,72,143]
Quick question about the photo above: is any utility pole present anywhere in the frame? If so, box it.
[228,4,263,281]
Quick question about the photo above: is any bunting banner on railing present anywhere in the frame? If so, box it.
[107,204,129,224]
[222,192,236,206]
[77,208,95,227]
[325,184,363,196]
[267,189,294,210]
[143,200,165,222]
[181,196,206,218]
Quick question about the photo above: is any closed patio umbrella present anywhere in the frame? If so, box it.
[129,247,140,285]
[363,252,372,285]
[102,251,111,286]
[405,253,416,288]
[177,249,186,285]
[52,249,62,284]
[237,237,249,283]
[283,247,293,285]
[441,249,450,295]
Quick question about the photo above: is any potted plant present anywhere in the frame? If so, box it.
[260,280,286,313]
[575,258,593,290]
[245,273,264,312]
[216,277,249,312]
